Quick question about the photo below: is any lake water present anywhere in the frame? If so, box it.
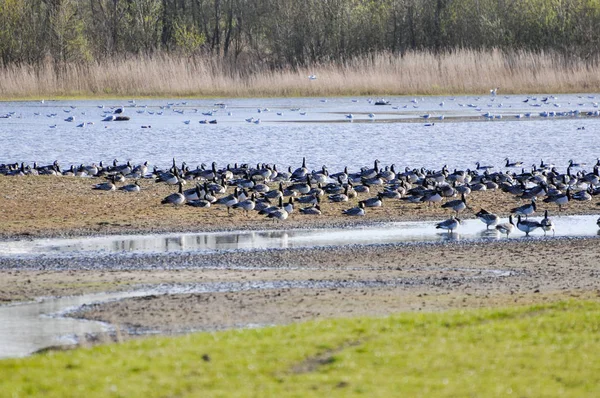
[1,94,599,172]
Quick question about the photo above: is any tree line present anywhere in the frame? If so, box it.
[1,0,599,70]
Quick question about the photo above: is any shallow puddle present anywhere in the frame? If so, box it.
[0,215,598,257]
[0,272,511,359]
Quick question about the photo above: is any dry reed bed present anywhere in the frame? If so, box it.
[1,50,599,99]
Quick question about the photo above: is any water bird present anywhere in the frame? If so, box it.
[540,210,555,236]
[345,114,354,120]
[183,120,190,124]
[476,162,494,171]
[490,87,499,96]
[476,209,499,229]
[435,217,461,233]
[517,215,542,236]
[308,74,317,80]
[543,188,570,211]
[342,202,365,216]
[495,215,516,237]
[441,193,467,215]
[161,182,185,205]
[300,204,321,215]
[64,116,74,122]
[504,158,523,168]
[511,199,536,218]
[119,181,141,192]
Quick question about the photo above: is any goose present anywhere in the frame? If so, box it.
[540,210,555,236]
[232,193,256,216]
[511,199,536,218]
[186,194,212,208]
[291,157,309,180]
[300,204,322,215]
[435,217,461,233]
[328,185,349,202]
[217,189,239,214]
[597,217,600,228]
[119,181,141,192]
[420,190,443,206]
[361,193,383,208]
[517,215,542,236]
[93,176,116,191]
[184,184,203,201]
[266,197,288,221]
[476,162,494,171]
[495,215,516,237]
[161,182,185,205]
[543,188,570,211]
[295,194,318,205]
[283,197,294,214]
[441,193,467,215]
[342,201,365,216]
[572,188,592,202]
[289,175,311,194]
[504,158,524,168]
[476,209,499,229]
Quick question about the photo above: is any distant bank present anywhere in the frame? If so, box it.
[1,50,599,100]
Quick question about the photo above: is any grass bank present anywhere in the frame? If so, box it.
[1,49,599,100]
[1,301,599,397]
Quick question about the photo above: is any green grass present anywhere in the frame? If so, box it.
[2,301,599,397]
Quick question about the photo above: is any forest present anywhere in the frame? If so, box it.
[1,0,599,97]
[1,0,599,68]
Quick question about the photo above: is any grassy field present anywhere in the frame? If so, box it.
[1,49,599,99]
[1,301,599,397]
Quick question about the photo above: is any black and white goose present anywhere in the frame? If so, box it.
[475,209,499,229]
[441,193,467,215]
[543,188,570,211]
[342,201,366,216]
[232,193,256,216]
[511,199,536,218]
[161,182,185,205]
[435,216,461,233]
[266,197,289,222]
[119,180,141,192]
[517,215,542,236]
[540,210,555,236]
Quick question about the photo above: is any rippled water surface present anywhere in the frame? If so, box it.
[1,95,599,171]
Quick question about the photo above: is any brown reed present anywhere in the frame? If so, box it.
[0,49,598,99]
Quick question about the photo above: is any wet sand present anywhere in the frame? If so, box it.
[1,175,599,340]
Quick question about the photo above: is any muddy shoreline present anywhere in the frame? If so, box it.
[1,175,599,346]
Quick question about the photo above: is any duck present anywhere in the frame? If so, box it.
[342,201,366,216]
[517,215,542,236]
[161,182,185,205]
[495,215,516,237]
[475,209,499,229]
[540,210,555,236]
[435,216,461,233]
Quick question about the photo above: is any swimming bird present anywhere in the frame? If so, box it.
[540,210,555,236]
[504,158,523,168]
[435,216,461,233]
[476,209,499,229]
[342,201,365,216]
[161,182,185,205]
[476,162,494,171]
[495,215,515,237]
[517,215,542,236]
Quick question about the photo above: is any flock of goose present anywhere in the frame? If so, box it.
[2,156,600,237]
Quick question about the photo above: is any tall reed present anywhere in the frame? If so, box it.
[0,49,598,99]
